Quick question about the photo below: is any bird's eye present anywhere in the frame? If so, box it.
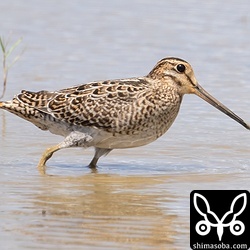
[176,64,186,73]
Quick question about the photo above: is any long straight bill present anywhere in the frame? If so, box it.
[194,84,250,130]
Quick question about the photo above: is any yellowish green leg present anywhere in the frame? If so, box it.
[37,144,61,173]
[88,147,112,169]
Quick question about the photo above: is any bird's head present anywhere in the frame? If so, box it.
[148,57,250,130]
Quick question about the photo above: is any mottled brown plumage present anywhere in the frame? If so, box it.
[0,57,249,172]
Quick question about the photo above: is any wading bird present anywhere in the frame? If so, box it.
[0,57,249,172]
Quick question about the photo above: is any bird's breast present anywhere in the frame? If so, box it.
[94,96,182,149]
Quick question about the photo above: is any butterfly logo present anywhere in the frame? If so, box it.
[193,192,247,241]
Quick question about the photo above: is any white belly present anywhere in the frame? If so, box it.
[45,109,177,149]
[94,131,158,149]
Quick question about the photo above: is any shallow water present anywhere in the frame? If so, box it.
[0,1,250,249]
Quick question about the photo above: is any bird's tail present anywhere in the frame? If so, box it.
[0,101,8,109]
[0,99,48,130]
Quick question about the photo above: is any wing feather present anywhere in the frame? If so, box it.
[16,78,152,133]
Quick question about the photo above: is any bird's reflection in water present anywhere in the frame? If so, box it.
[26,173,177,249]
